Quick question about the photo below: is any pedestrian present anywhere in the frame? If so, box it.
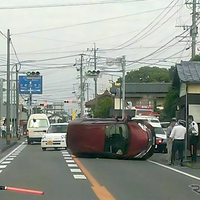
[165,118,177,164]
[188,115,199,162]
[1,124,6,138]
[169,120,186,166]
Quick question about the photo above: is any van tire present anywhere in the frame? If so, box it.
[42,148,46,151]
[27,139,31,145]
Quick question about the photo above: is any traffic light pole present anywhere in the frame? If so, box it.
[16,66,19,138]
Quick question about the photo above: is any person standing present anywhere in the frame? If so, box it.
[166,118,177,164]
[169,120,186,166]
[188,115,199,162]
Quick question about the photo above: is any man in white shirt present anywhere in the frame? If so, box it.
[169,120,186,166]
[188,115,199,162]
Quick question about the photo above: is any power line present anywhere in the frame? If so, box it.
[13,6,173,35]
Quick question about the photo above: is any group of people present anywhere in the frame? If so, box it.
[166,115,199,166]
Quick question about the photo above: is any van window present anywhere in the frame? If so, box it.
[29,119,48,128]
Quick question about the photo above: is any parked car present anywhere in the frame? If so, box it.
[41,123,68,151]
[27,114,50,145]
[132,116,167,153]
[67,118,156,160]
[160,122,170,133]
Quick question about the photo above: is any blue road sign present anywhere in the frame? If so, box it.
[19,76,42,94]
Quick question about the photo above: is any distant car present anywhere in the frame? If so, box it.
[41,123,68,151]
[160,122,170,133]
[67,118,156,160]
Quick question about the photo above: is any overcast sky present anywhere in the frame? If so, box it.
[0,0,196,111]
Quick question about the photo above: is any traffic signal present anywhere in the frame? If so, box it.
[26,71,40,78]
[64,100,72,103]
[40,102,47,107]
[86,70,100,77]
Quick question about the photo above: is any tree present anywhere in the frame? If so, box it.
[117,66,170,83]
[90,97,113,118]
[190,55,200,61]
[162,87,179,121]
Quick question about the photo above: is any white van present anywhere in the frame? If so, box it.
[27,114,50,144]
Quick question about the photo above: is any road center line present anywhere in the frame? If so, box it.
[73,157,116,200]
[148,160,200,181]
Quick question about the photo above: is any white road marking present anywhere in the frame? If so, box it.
[0,165,7,169]
[64,157,72,159]
[73,175,87,179]
[70,169,82,172]
[9,156,17,158]
[6,158,14,161]
[1,161,11,164]
[68,164,78,167]
[0,142,25,164]
[0,170,2,173]
[148,160,200,181]
[66,160,75,163]
[63,154,70,157]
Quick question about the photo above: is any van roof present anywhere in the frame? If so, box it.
[28,114,48,119]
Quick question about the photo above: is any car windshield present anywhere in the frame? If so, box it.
[29,119,48,128]
[48,125,68,133]
[154,127,165,135]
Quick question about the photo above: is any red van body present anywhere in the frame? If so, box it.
[67,118,155,160]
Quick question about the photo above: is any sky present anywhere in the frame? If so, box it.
[0,0,197,112]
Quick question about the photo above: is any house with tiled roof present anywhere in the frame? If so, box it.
[173,61,200,123]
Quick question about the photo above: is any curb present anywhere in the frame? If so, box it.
[0,141,18,154]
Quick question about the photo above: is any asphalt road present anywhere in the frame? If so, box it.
[0,142,200,200]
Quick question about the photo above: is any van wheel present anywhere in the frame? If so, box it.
[42,148,46,151]
[27,139,31,145]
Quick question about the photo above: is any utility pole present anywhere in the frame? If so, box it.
[185,0,199,59]
[80,54,84,117]
[6,29,11,145]
[191,0,197,59]
[94,43,98,109]
[122,56,126,119]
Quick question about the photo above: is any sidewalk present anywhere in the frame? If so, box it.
[0,136,23,154]
[151,152,200,169]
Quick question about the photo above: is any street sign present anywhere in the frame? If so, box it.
[19,76,42,94]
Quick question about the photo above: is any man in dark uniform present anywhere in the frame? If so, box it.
[188,115,199,162]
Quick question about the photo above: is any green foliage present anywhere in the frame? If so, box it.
[117,66,170,83]
[162,87,179,121]
[190,55,200,61]
[90,97,113,118]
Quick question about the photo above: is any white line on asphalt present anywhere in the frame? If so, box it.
[66,160,75,163]
[1,161,11,164]
[0,165,7,169]
[73,175,87,179]
[148,160,200,181]
[6,158,14,161]
[68,164,78,167]
[0,170,2,173]
[70,169,82,172]
[0,142,25,164]
[64,157,72,159]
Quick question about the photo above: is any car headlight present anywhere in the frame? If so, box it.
[42,135,46,139]
[61,135,65,139]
